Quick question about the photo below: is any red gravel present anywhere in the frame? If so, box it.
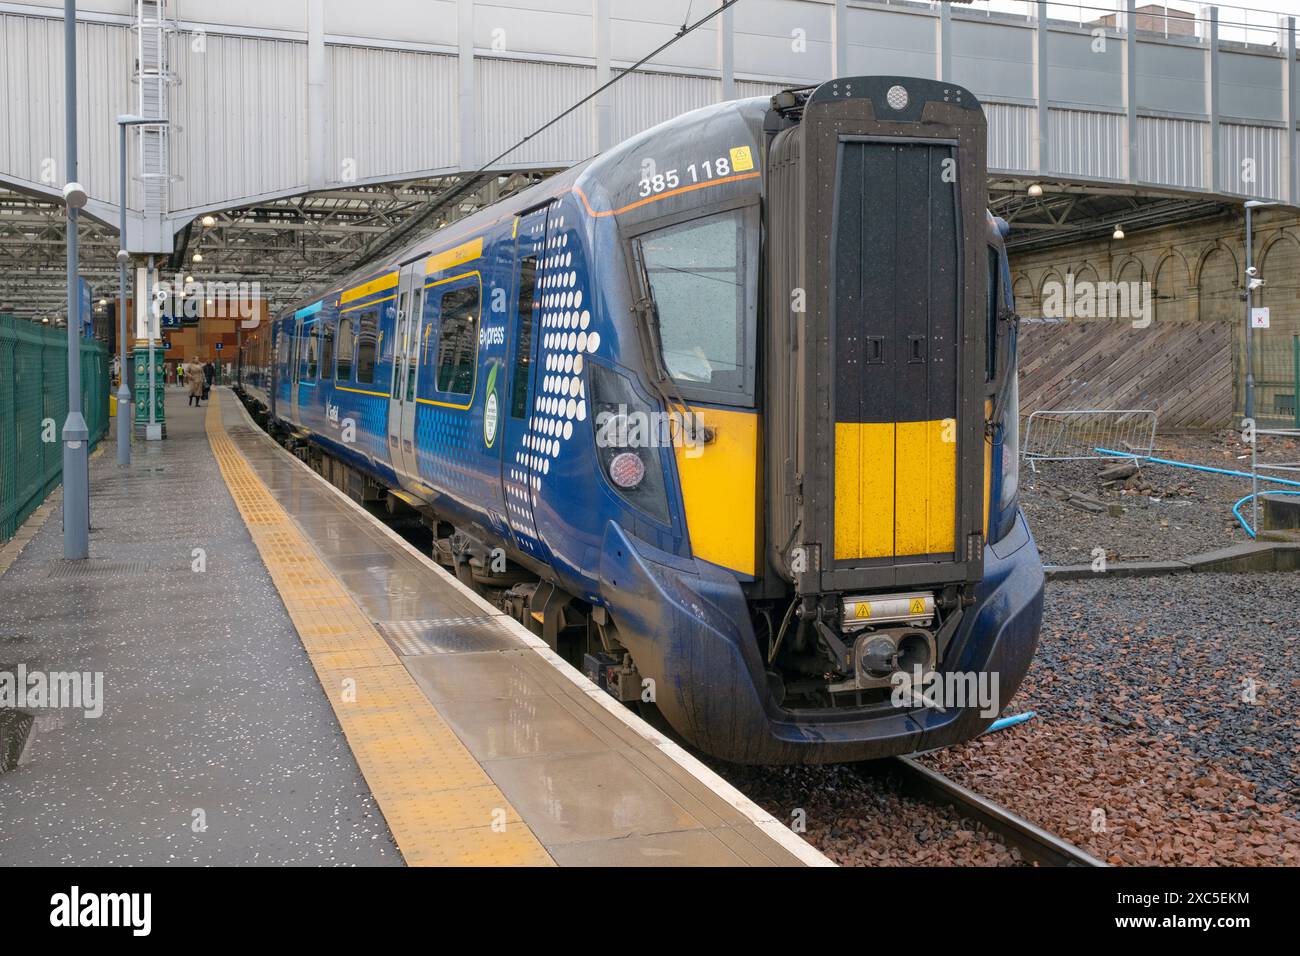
[922,719,1300,866]
[919,570,1300,866]
[719,763,1029,866]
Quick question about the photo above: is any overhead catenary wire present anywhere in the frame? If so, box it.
[301,0,745,297]
[476,0,744,174]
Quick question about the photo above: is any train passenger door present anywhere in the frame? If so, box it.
[290,317,303,414]
[386,259,425,485]
[499,204,550,553]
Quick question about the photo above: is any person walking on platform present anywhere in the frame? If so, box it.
[187,361,205,407]
[203,360,216,401]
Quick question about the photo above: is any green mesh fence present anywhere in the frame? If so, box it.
[1252,334,1300,429]
[1,313,110,543]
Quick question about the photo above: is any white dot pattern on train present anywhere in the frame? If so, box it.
[505,212,599,554]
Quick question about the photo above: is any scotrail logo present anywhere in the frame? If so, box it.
[50,887,151,936]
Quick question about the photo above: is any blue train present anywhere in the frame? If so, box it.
[237,76,1044,764]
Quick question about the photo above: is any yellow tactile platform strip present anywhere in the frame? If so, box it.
[204,393,554,866]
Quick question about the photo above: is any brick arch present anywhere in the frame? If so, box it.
[1194,239,1239,288]
[1152,250,1192,322]
[1259,231,1300,322]
[1038,268,1067,318]
[1197,243,1239,323]
[1071,262,1100,286]
[1112,255,1146,284]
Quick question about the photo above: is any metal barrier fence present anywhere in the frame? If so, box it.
[0,314,110,543]
[1021,408,1158,470]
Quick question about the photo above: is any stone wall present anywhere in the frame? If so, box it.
[1009,207,1300,423]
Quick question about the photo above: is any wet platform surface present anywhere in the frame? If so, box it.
[0,388,826,866]
[0,389,399,865]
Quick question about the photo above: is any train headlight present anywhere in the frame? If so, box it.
[608,451,646,489]
[589,363,671,523]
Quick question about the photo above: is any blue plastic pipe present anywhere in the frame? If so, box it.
[1232,490,1300,538]
[983,710,1036,734]
[1093,447,1300,489]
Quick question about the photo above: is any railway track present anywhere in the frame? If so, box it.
[888,756,1106,867]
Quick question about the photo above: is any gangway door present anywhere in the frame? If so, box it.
[764,77,989,597]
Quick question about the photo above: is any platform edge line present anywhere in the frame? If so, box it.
[226,389,834,869]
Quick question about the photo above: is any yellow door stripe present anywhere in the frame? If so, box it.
[340,271,399,305]
[204,394,553,866]
[426,237,484,274]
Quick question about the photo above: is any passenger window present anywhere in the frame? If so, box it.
[406,287,423,402]
[300,322,318,380]
[433,284,480,397]
[635,207,754,400]
[356,309,379,385]
[320,318,336,381]
[336,315,355,381]
[511,256,538,419]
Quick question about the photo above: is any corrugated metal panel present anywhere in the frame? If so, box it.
[328,45,458,185]
[170,33,308,212]
[1050,108,1124,181]
[610,71,719,143]
[0,15,132,206]
[735,79,789,101]
[1219,123,1282,198]
[1137,115,1206,190]
[475,57,593,168]
[985,102,1035,174]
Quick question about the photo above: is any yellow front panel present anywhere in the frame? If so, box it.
[894,418,957,556]
[674,407,758,576]
[833,422,895,559]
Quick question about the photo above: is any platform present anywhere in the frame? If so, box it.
[0,387,828,867]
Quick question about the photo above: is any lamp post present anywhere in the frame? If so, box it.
[60,0,89,560]
[1244,200,1277,423]
[115,115,160,465]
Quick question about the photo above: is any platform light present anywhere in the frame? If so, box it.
[192,252,203,263]
[98,298,107,306]
[201,215,216,228]
[1112,225,1125,240]
[62,181,88,209]
[185,275,194,284]
[1027,183,1043,198]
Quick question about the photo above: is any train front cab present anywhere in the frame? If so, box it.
[598,78,1044,765]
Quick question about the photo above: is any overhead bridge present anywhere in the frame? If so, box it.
[0,0,1296,252]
